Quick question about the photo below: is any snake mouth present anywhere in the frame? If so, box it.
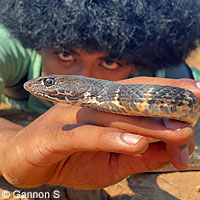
[29,90,59,103]
[32,91,46,97]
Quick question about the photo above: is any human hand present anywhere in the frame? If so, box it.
[0,77,198,189]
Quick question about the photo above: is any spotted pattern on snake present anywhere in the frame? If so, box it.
[24,75,200,126]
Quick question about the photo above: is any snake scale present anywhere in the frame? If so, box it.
[24,75,200,170]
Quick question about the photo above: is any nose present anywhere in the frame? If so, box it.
[80,69,93,77]
[75,64,94,78]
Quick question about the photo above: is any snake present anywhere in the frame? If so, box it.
[24,74,200,170]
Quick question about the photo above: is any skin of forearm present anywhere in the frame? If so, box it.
[0,117,23,176]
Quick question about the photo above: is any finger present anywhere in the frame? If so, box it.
[65,142,170,189]
[77,108,194,145]
[108,142,170,181]
[166,143,189,170]
[48,103,194,145]
[17,123,149,166]
[50,124,149,155]
[47,103,194,145]
[166,139,195,170]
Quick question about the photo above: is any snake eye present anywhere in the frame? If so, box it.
[43,78,55,87]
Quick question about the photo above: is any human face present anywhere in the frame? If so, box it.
[41,48,137,81]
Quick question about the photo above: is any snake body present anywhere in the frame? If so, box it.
[24,75,200,126]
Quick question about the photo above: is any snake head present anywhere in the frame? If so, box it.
[24,75,91,103]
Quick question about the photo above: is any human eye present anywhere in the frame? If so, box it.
[101,60,121,70]
[57,50,76,63]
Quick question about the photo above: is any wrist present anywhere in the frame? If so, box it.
[0,117,23,176]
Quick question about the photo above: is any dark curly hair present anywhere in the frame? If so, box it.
[0,0,200,70]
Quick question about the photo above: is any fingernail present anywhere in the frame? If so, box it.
[180,144,189,168]
[121,133,143,145]
[196,82,200,88]
[181,127,194,138]
[163,119,189,131]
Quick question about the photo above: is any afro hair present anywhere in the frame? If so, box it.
[0,0,200,70]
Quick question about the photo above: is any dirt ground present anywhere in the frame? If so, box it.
[0,48,200,200]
